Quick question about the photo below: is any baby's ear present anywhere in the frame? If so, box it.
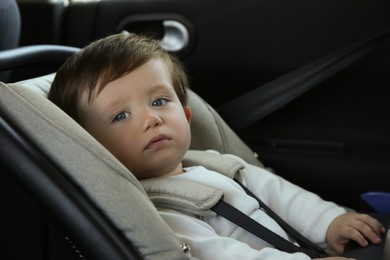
[184,106,192,123]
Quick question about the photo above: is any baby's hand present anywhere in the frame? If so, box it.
[326,212,386,253]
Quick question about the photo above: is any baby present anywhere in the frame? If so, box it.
[49,33,385,260]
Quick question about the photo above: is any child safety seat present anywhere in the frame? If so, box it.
[0,48,262,259]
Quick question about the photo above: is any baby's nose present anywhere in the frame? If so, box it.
[143,112,163,131]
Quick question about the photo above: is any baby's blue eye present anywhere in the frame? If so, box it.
[113,112,129,122]
[152,98,168,107]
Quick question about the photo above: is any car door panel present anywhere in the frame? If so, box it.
[241,43,390,207]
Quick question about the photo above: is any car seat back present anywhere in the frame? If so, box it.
[0,78,192,259]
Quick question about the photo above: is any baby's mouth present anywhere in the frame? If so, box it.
[145,134,172,150]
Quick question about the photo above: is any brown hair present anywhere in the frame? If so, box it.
[48,33,189,124]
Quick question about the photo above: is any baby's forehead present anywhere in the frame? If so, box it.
[81,56,174,100]
[92,59,172,93]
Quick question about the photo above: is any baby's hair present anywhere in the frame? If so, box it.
[49,33,189,124]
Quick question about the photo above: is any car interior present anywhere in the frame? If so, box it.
[1,0,390,259]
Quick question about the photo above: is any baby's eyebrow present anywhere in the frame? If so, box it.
[148,84,175,95]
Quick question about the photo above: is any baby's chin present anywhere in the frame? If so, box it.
[125,148,187,179]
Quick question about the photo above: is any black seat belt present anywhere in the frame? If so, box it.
[217,30,390,131]
[211,179,328,258]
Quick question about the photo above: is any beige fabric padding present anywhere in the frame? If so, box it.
[142,177,222,218]
[0,81,191,260]
[186,91,264,167]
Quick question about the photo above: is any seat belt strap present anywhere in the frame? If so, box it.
[217,30,390,130]
[234,179,326,255]
[211,199,325,258]
[211,178,329,258]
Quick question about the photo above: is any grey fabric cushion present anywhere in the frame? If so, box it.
[187,91,263,167]
[0,81,191,260]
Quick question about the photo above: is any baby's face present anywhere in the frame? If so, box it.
[81,58,192,179]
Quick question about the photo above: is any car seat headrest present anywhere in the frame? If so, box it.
[17,73,263,167]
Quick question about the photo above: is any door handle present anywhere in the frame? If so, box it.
[117,14,192,54]
[159,20,189,52]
